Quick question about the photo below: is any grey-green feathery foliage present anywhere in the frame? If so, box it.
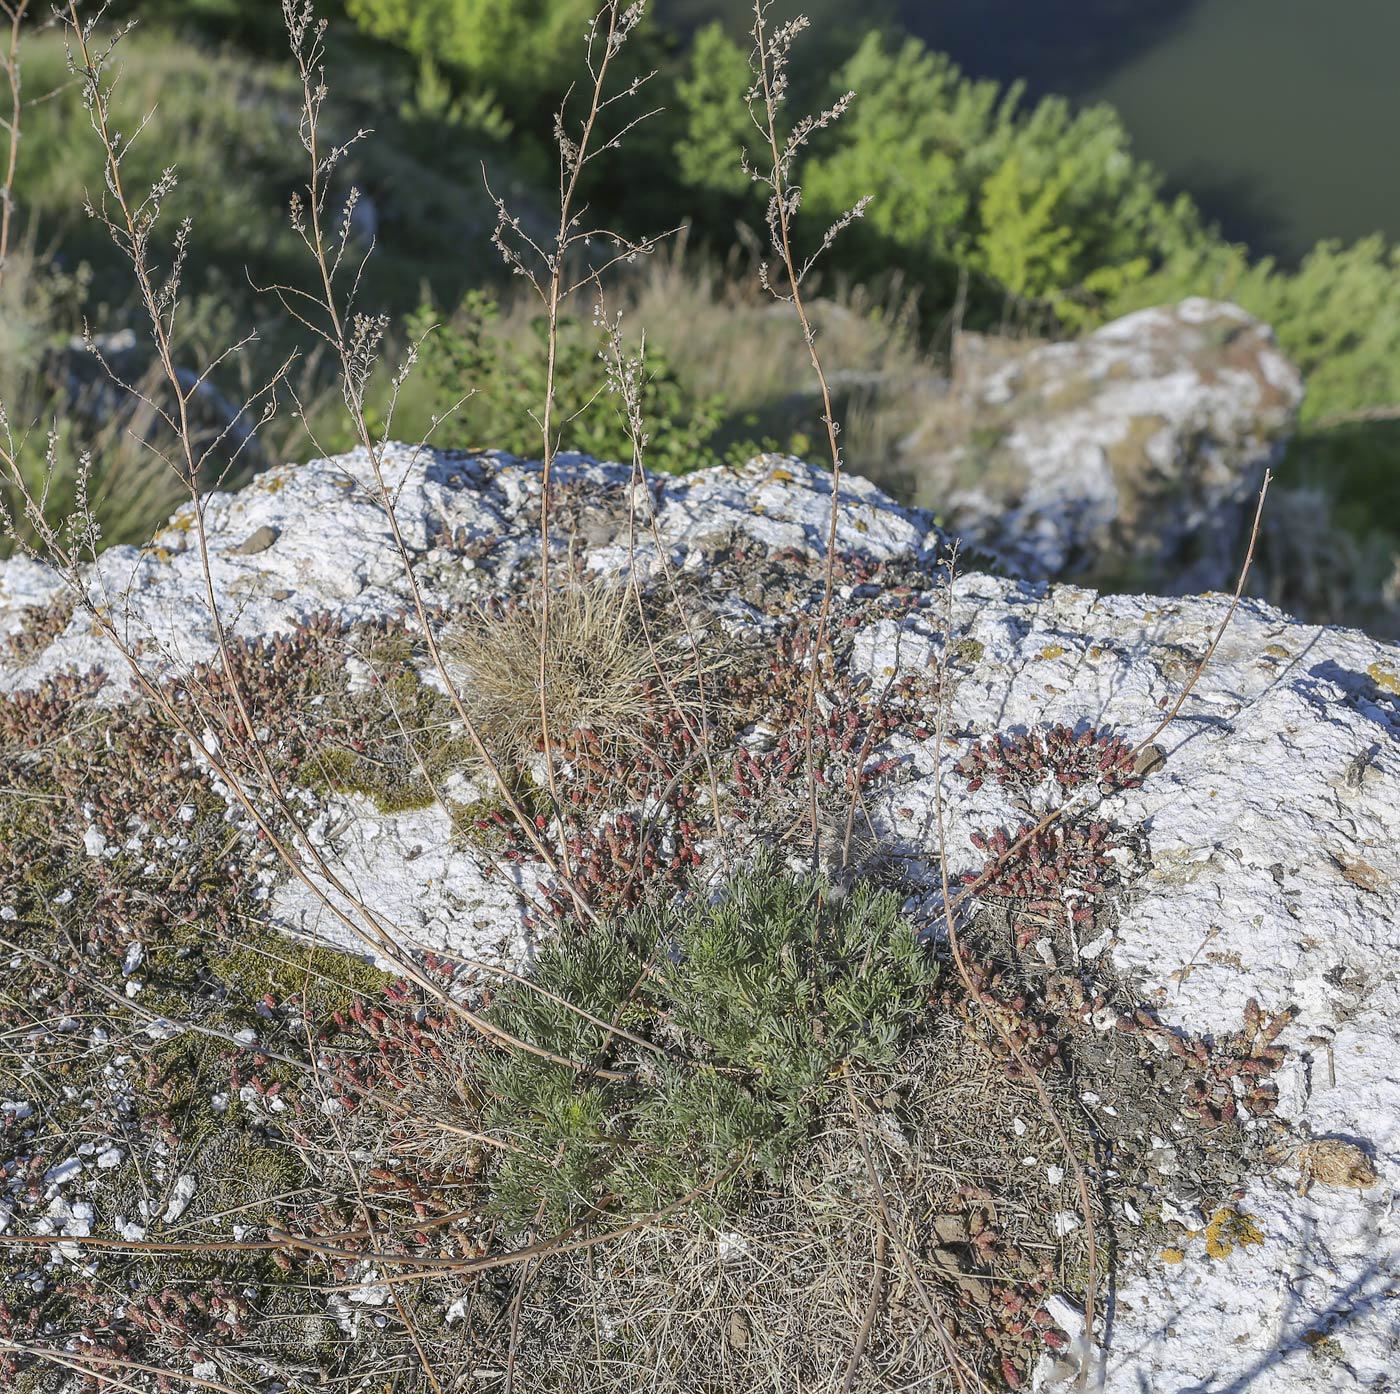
[480,861,937,1232]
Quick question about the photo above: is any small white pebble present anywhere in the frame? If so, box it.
[1045,1294,1086,1337]
[1046,1164,1065,1186]
[1052,1210,1081,1236]
[63,1201,94,1239]
[44,1157,82,1185]
[1079,929,1112,960]
[162,1174,196,1224]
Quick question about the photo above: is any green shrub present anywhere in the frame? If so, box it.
[480,862,937,1231]
[407,290,740,472]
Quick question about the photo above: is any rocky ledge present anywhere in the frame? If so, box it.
[1,444,1397,1392]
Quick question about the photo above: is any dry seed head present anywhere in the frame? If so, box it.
[1296,1138,1379,1193]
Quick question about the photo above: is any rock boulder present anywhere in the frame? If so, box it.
[1,446,1396,1393]
[892,298,1304,592]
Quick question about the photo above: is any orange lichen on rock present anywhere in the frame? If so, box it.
[1204,1206,1265,1259]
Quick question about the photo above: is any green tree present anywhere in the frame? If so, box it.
[673,23,760,203]
[975,151,1079,299]
[799,33,1205,323]
[801,36,987,266]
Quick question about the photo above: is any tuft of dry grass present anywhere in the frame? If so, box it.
[444,576,679,768]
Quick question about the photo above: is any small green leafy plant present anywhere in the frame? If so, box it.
[480,860,937,1230]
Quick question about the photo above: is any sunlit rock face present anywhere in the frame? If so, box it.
[2,441,1395,1393]
[892,298,1304,593]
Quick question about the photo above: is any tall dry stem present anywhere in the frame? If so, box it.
[597,299,728,859]
[1,4,610,1074]
[268,0,602,923]
[747,1,870,871]
[485,0,671,882]
[0,0,31,284]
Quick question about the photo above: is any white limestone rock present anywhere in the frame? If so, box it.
[894,298,1305,592]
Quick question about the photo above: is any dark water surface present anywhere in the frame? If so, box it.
[662,0,1400,260]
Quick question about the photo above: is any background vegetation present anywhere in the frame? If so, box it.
[3,0,1398,625]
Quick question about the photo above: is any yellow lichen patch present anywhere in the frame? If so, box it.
[767,466,795,484]
[1204,1206,1265,1259]
[1039,644,1067,660]
[1368,662,1400,695]
[1160,1247,1186,1264]
[1262,644,1291,659]
[260,470,290,493]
